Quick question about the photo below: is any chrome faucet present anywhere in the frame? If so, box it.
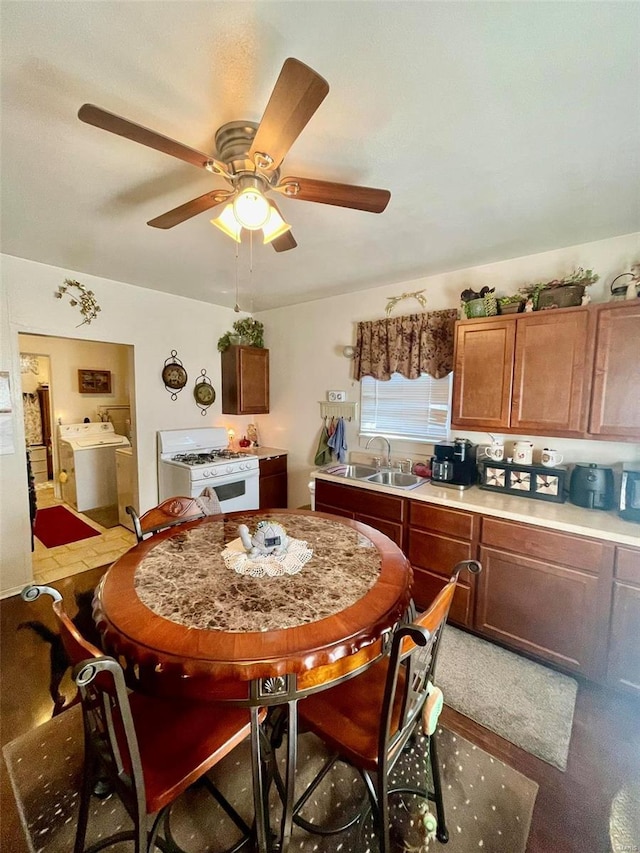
[365,435,391,469]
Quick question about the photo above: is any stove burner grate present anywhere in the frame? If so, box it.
[172,450,249,465]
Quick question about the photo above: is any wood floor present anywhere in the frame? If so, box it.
[1,565,638,852]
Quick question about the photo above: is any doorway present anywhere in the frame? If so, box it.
[18,333,138,584]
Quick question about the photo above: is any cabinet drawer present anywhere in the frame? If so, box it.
[31,460,48,475]
[259,455,287,478]
[615,546,640,585]
[408,529,473,576]
[410,502,475,540]
[481,517,605,574]
[315,480,405,523]
[28,446,47,463]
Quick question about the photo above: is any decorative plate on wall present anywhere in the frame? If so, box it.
[162,350,187,400]
[194,369,215,415]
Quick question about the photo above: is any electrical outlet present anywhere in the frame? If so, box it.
[327,390,346,402]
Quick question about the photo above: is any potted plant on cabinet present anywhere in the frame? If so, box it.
[217,318,265,352]
[518,267,599,310]
[498,294,525,314]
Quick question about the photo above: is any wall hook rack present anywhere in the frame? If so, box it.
[319,401,358,421]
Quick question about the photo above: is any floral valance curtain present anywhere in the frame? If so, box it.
[354,309,457,381]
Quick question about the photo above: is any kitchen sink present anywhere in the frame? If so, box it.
[364,471,427,490]
[328,464,379,479]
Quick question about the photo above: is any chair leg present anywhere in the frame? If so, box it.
[74,741,95,853]
[429,732,449,844]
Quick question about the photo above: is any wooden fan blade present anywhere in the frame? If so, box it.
[248,58,329,171]
[276,176,391,213]
[78,104,228,174]
[271,230,297,252]
[147,190,233,229]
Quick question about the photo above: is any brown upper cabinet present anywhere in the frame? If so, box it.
[589,302,640,440]
[221,346,269,415]
[451,302,640,440]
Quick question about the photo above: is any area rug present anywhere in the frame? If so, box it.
[3,705,537,853]
[33,506,100,548]
[436,625,578,771]
[81,505,119,529]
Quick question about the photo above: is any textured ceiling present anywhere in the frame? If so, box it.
[1,1,638,311]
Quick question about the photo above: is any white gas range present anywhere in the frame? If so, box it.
[157,427,259,511]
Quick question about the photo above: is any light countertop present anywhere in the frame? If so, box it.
[244,446,288,460]
[312,469,640,548]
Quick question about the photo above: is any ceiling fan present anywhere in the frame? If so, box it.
[78,57,391,252]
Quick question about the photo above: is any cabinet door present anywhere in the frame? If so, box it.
[259,456,288,508]
[451,320,515,430]
[607,581,640,695]
[221,346,269,415]
[589,303,640,440]
[511,310,593,436]
[476,546,601,676]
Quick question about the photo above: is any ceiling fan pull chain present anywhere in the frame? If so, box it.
[234,240,240,313]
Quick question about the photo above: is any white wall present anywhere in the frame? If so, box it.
[256,232,640,508]
[1,255,242,595]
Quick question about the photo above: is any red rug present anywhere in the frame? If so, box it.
[34,506,101,548]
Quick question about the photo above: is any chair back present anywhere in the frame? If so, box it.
[378,560,481,768]
[73,655,146,821]
[126,488,222,543]
[21,584,103,666]
[21,585,144,819]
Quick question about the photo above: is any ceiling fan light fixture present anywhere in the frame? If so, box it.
[262,203,292,245]
[210,204,242,242]
[232,177,271,230]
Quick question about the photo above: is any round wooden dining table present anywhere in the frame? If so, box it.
[93,508,413,853]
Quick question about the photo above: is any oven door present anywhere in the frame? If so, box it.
[190,468,260,511]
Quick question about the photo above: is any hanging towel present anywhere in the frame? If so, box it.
[327,416,347,463]
[314,423,332,467]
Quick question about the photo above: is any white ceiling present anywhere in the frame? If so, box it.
[1,2,638,312]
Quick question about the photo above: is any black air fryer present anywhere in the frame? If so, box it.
[569,463,615,510]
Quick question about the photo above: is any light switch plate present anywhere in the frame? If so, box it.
[327,390,346,402]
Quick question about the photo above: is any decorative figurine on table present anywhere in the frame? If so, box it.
[238,521,289,557]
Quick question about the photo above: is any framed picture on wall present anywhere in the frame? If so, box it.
[78,369,112,394]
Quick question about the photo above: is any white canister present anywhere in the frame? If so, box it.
[513,441,534,466]
[541,448,564,468]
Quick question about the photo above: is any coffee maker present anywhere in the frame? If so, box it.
[431,439,478,489]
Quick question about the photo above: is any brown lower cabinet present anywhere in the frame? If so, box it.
[259,454,288,509]
[607,546,640,695]
[313,477,640,693]
[476,517,612,679]
[407,502,478,628]
[314,479,404,548]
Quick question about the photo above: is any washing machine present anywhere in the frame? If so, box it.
[58,423,131,511]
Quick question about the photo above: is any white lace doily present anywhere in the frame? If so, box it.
[222,536,313,578]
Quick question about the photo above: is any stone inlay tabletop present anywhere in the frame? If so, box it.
[134,513,382,632]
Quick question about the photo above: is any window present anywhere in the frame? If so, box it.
[360,372,452,443]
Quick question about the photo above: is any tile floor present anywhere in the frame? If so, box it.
[32,483,136,584]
